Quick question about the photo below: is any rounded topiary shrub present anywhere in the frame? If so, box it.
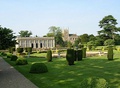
[107,46,113,60]
[7,53,13,58]
[79,77,109,88]
[11,55,18,61]
[47,50,52,62]
[66,49,75,65]
[29,63,48,73]
[17,48,23,53]
[16,58,28,65]
[27,47,32,53]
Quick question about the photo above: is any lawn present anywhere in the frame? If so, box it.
[3,51,120,88]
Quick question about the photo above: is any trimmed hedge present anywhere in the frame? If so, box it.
[47,50,52,62]
[78,50,82,61]
[107,46,113,60]
[8,47,15,53]
[16,58,28,65]
[7,53,13,58]
[29,63,48,73]
[82,48,86,58]
[11,55,18,61]
[17,48,23,53]
[66,49,75,65]
[79,77,109,88]
[25,47,32,53]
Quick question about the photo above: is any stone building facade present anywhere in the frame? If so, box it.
[16,37,55,49]
[62,29,78,44]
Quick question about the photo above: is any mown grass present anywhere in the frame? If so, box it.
[3,51,120,88]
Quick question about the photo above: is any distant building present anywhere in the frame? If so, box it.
[16,36,55,49]
[62,29,78,44]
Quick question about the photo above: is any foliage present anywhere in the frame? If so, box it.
[11,55,18,61]
[79,77,109,88]
[82,48,86,58]
[17,48,23,53]
[29,63,48,73]
[25,47,32,53]
[80,34,89,44]
[98,15,120,42]
[107,46,113,60]
[104,39,115,46]
[7,53,12,58]
[8,47,15,53]
[16,58,28,65]
[0,26,16,50]
[66,49,75,65]
[19,30,32,37]
[77,50,82,61]
[47,50,52,62]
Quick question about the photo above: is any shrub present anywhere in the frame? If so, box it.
[78,50,82,61]
[7,53,13,58]
[16,58,28,65]
[25,47,32,53]
[8,47,15,53]
[11,55,18,61]
[66,49,75,65]
[82,48,86,58]
[47,50,52,62]
[17,48,23,53]
[79,77,109,88]
[107,46,113,60]
[29,63,48,73]
[1,52,7,56]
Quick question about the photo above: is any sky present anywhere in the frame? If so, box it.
[0,0,120,36]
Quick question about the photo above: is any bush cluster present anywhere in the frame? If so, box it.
[16,58,28,65]
[79,77,109,88]
[17,48,23,53]
[29,63,48,73]
[47,50,52,62]
[11,55,18,61]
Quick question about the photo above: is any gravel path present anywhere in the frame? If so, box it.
[0,57,38,88]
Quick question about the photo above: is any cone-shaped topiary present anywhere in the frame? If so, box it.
[29,63,48,73]
[16,58,28,65]
[47,50,52,62]
[11,55,18,61]
[79,77,109,88]
[66,49,75,65]
[107,46,113,60]
[78,49,82,61]
[82,48,86,58]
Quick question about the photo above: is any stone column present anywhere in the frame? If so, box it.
[34,40,36,48]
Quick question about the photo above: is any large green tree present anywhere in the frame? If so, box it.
[19,30,32,37]
[0,26,16,50]
[80,34,89,44]
[48,26,64,47]
[98,15,120,41]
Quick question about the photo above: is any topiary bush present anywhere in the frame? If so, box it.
[47,50,52,62]
[11,55,18,61]
[17,48,23,53]
[82,48,86,58]
[66,49,75,65]
[16,58,28,65]
[78,49,82,61]
[7,53,13,58]
[29,63,48,73]
[79,77,109,88]
[9,47,15,53]
[107,46,113,60]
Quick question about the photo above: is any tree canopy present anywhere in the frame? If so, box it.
[0,26,16,50]
[19,30,32,37]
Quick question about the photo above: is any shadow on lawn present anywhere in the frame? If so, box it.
[43,58,120,88]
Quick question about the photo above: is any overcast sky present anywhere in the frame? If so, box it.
[0,0,120,36]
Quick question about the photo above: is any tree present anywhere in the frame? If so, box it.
[48,26,64,47]
[80,34,89,44]
[19,30,32,37]
[0,26,16,50]
[104,39,115,46]
[98,15,120,40]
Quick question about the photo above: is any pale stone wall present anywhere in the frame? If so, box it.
[16,37,55,49]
